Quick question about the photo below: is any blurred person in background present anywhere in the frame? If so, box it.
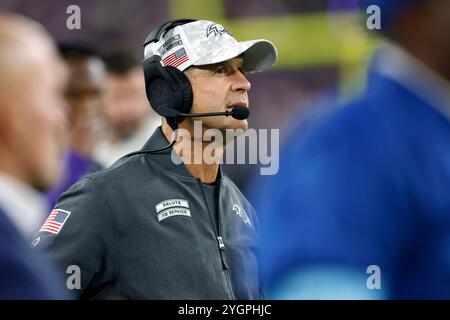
[0,12,69,299]
[253,0,450,299]
[94,51,160,168]
[46,43,106,208]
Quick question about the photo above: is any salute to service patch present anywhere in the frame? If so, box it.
[155,199,191,222]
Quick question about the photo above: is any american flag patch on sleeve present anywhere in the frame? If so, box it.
[39,209,71,235]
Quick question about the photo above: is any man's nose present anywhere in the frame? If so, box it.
[231,71,251,92]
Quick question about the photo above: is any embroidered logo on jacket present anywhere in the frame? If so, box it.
[155,199,191,222]
[232,204,251,226]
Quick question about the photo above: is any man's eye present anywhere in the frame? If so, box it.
[215,66,228,74]
[238,68,247,76]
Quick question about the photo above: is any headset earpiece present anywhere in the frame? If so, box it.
[143,56,193,130]
[168,67,193,115]
[142,19,197,130]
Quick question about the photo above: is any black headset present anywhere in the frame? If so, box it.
[142,19,197,130]
[122,19,249,158]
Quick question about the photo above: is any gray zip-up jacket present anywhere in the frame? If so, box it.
[34,127,261,299]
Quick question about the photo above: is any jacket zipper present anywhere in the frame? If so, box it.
[197,179,236,300]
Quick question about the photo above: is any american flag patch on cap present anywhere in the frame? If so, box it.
[39,209,71,235]
[162,48,189,68]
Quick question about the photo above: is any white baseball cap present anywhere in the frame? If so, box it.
[144,19,278,72]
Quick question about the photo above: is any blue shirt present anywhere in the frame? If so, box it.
[253,47,450,299]
[0,207,70,299]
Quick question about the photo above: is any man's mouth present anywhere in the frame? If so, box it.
[226,102,248,110]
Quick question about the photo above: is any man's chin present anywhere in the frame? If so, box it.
[32,175,55,193]
[227,120,248,131]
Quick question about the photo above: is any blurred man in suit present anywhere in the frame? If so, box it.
[0,12,69,299]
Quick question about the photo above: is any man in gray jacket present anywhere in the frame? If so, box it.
[34,19,277,299]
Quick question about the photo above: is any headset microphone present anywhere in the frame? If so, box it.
[179,106,249,120]
[122,106,249,158]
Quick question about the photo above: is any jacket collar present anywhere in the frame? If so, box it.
[141,126,224,182]
[0,172,48,239]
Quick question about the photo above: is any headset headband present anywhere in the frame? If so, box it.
[143,19,197,47]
